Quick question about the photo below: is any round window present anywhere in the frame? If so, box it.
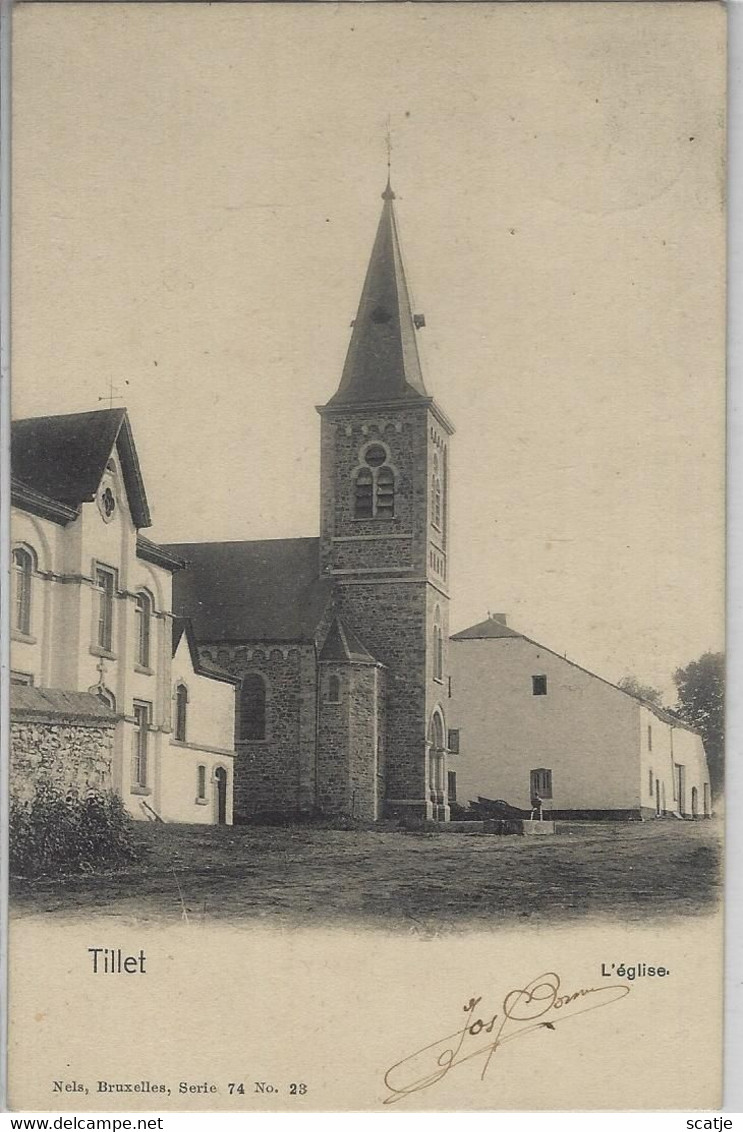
[364,444,387,468]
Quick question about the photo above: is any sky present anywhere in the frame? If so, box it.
[11,1,726,700]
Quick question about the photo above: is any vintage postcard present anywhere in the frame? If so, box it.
[4,0,726,1112]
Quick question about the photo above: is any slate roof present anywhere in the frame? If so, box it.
[10,477,79,525]
[172,617,241,685]
[326,183,429,407]
[11,409,151,528]
[137,535,185,573]
[166,537,332,643]
[10,686,119,723]
[451,615,522,641]
[319,616,379,664]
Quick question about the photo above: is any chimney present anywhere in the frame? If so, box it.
[487,612,508,626]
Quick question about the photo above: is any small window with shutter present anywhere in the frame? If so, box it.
[530,768,552,800]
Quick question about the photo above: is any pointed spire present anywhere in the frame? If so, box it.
[326,185,428,406]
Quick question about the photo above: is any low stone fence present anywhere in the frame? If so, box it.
[10,687,118,803]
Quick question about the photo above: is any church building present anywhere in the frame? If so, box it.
[10,181,710,830]
[168,181,456,823]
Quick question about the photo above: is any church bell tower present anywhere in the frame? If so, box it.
[318,181,455,820]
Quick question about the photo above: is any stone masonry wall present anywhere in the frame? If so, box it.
[319,408,431,575]
[314,661,385,819]
[317,662,385,821]
[334,583,428,806]
[316,663,351,815]
[199,643,316,820]
[319,403,453,817]
[348,664,384,820]
[10,718,115,804]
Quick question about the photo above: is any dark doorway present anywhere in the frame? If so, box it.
[676,764,686,816]
[215,767,228,825]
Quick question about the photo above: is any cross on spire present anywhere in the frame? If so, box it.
[98,377,124,409]
[383,116,395,201]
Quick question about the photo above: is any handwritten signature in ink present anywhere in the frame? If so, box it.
[383,971,631,1104]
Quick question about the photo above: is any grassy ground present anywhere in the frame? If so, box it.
[10,817,722,931]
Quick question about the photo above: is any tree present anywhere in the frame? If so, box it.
[616,674,664,707]
[673,651,725,799]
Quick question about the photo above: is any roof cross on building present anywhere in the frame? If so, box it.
[98,377,128,410]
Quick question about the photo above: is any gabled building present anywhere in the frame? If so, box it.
[10,408,238,824]
[449,614,712,820]
[168,181,456,822]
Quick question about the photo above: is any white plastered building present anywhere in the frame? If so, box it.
[449,615,711,820]
[10,408,238,824]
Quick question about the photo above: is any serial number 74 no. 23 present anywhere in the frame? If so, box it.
[226,1082,308,1096]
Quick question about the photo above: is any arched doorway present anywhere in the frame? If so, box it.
[427,710,447,821]
[655,778,661,817]
[691,786,698,819]
[214,767,228,825]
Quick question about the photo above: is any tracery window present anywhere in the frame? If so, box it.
[353,443,395,519]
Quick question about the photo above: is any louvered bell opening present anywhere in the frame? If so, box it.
[355,469,374,518]
[376,468,395,517]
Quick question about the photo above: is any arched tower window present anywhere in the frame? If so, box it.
[354,468,374,518]
[174,683,188,742]
[135,591,153,668]
[433,606,443,681]
[430,710,445,751]
[12,546,35,635]
[240,673,267,740]
[376,466,395,518]
[353,443,395,519]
